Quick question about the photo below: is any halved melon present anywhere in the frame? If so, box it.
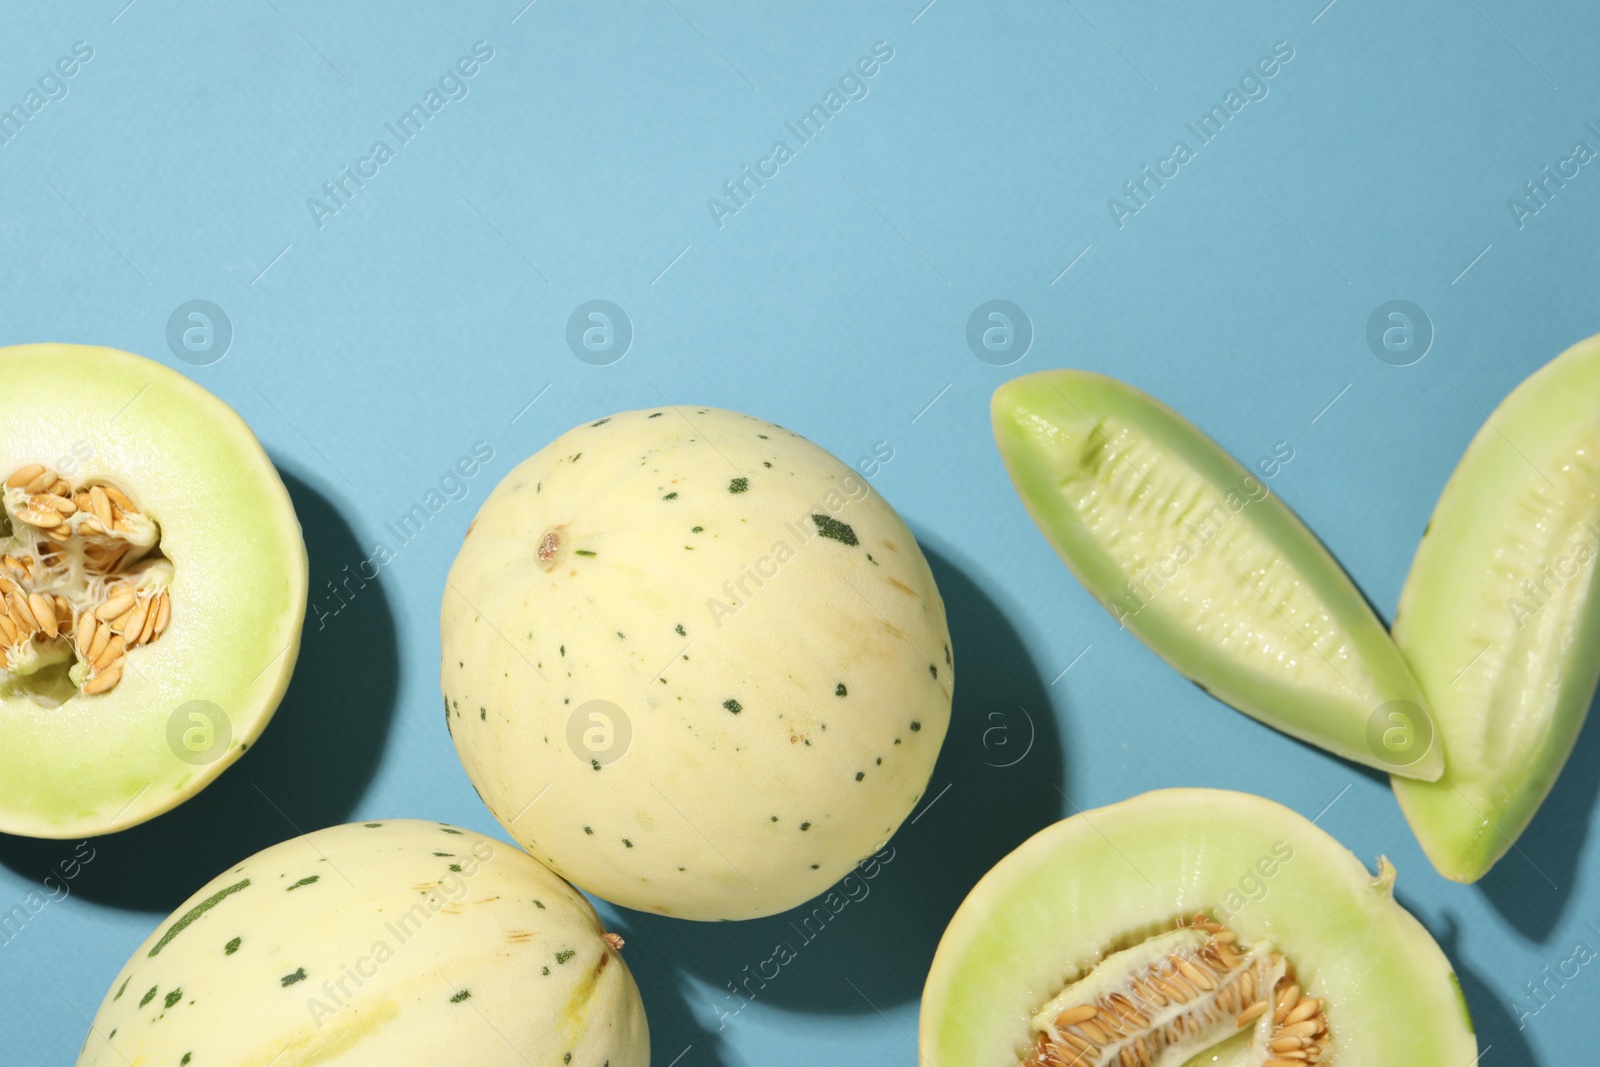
[1393,332,1600,881]
[0,344,306,837]
[992,371,1441,780]
[920,789,1476,1066]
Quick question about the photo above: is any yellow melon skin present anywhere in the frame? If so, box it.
[78,820,648,1066]
[441,407,953,920]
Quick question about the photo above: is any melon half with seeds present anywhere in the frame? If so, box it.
[442,406,952,920]
[77,820,648,1066]
[0,344,306,837]
[921,789,1477,1066]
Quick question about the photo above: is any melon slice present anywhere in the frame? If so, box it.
[1393,332,1600,881]
[991,371,1440,780]
[920,788,1476,1066]
[76,819,648,1066]
[0,344,306,837]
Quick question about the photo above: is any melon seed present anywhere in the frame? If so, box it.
[1025,915,1329,1067]
[0,465,173,696]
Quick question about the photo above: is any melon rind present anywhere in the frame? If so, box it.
[1393,332,1600,881]
[991,371,1441,780]
[441,407,953,920]
[0,344,307,838]
[919,788,1476,1067]
[76,819,648,1066]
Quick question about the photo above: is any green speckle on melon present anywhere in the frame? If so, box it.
[811,514,857,545]
[148,879,251,957]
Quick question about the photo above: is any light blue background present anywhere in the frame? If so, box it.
[2,1,1597,1063]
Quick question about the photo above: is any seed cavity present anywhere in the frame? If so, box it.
[1,465,172,701]
[1025,914,1329,1067]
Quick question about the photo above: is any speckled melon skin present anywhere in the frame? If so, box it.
[78,820,648,1067]
[441,407,953,920]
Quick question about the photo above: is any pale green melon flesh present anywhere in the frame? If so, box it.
[442,407,952,920]
[77,820,648,1066]
[919,789,1476,1066]
[1394,332,1600,881]
[992,372,1441,780]
[1068,419,1360,705]
[0,344,307,837]
[1180,1028,1253,1067]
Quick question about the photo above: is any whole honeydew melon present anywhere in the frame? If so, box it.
[442,406,953,920]
[78,819,648,1066]
[0,343,306,838]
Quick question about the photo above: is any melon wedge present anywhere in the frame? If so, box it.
[1393,332,1600,881]
[992,371,1441,780]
